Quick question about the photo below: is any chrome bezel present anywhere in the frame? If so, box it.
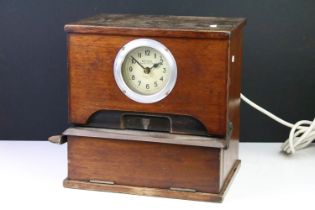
[113,38,177,104]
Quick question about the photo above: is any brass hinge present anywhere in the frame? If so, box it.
[169,187,196,192]
[89,180,115,185]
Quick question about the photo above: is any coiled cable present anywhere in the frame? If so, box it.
[241,94,315,154]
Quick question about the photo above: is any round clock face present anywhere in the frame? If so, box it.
[114,39,177,103]
[122,47,170,95]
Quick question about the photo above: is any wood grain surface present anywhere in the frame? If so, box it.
[62,127,227,148]
[221,26,244,186]
[67,136,222,193]
[68,34,229,136]
[64,155,240,203]
[65,14,246,39]
[63,14,246,201]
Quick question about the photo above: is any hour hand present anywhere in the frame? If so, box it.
[131,56,146,70]
[150,62,162,69]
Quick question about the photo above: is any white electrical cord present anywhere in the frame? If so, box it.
[240,94,315,155]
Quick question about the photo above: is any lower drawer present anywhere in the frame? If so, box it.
[67,136,222,193]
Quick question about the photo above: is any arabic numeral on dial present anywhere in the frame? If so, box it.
[146,84,150,89]
[154,53,157,58]
[131,75,135,80]
[145,50,150,56]
[163,68,166,73]
[138,80,141,86]
[129,66,133,72]
[160,76,164,81]
[160,56,163,63]
[131,57,136,64]
[138,52,142,58]
[154,81,158,87]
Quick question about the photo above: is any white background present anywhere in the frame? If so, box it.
[0,141,314,210]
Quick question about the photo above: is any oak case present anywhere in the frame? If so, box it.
[53,14,246,202]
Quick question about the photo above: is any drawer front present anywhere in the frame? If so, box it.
[67,136,222,193]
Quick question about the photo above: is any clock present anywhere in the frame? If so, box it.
[51,14,246,203]
[113,38,177,103]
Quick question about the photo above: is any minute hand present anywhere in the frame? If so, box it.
[131,56,146,70]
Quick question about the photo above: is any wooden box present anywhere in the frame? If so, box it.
[52,14,246,202]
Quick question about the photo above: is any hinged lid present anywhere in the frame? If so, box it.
[65,14,246,39]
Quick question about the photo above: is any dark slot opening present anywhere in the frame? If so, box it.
[85,110,209,136]
[122,114,171,132]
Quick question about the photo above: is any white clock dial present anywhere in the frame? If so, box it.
[121,47,170,95]
[114,39,177,103]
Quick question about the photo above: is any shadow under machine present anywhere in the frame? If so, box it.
[50,14,246,202]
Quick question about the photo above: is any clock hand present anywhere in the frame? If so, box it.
[149,62,162,70]
[131,56,151,74]
[131,56,146,70]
